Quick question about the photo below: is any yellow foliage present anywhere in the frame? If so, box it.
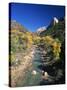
[25,32,33,48]
[41,35,61,59]
[52,41,61,58]
[41,36,54,45]
[9,54,16,64]
[33,35,41,45]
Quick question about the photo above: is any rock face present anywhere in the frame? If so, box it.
[36,26,46,35]
[37,17,59,36]
[51,17,59,26]
[46,17,59,30]
[53,17,59,25]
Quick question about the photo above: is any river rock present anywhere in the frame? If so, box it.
[32,70,37,75]
[45,72,48,77]
[42,71,49,80]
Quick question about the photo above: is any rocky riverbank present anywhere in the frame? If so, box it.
[10,46,36,87]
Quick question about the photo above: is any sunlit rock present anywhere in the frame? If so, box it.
[32,70,37,75]
[54,17,59,25]
[45,72,48,77]
[42,71,49,80]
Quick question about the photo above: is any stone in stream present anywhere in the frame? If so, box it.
[42,71,49,80]
[32,70,37,75]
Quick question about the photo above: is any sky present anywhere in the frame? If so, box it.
[10,3,65,32]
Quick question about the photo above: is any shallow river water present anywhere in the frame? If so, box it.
[16,47,64,87]
[16,48,44,86]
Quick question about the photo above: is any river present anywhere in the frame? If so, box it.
[15,46,64,87]
[16,46,44,86]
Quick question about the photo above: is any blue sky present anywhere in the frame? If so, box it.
[10,3,65,32]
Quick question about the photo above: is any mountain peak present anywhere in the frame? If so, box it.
[53,17,59,25]
[36,26,46,35]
